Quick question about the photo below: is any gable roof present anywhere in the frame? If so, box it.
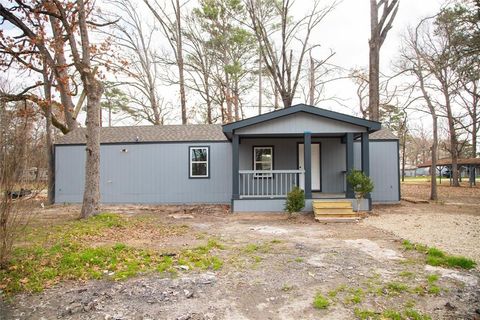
[222,104,381,135]
[55,124,228,145]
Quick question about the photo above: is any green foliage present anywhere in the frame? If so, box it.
[100,86,138,123]
[385,282,408,295]
[312,293,329,309]
[403,309,432,320]
[354,308,377,319]
[345,288,364,304]
[346,169,374,199]
[284,186,305,213]
[402,240,476,270]
[354,308,431,320]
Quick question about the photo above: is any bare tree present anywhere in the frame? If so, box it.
[144,0,188,124]
[400,26,439,200]
[245,0,337,108]
[369,0,399,120]
[0,1,107,217]
[183,14,218,124]
[107,0,168,125]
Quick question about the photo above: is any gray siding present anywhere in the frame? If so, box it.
[354,140,400,202]
[55,142,232,204]
[239,138,346,193]
[236,112,367,135]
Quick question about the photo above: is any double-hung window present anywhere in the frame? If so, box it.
[253,146,273,177]
[189,146,209,178]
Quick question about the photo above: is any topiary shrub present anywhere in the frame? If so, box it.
[285,186,305,215]
[346,169,374,211]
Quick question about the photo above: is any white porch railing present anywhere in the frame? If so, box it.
[238,170,305,199]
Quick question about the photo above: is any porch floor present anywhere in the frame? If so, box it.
[312,192,345,199]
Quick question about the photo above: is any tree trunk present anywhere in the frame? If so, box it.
[274,84,279,109]
[309,55,315,105]
[401,134,406,182]
[368,0,379,121]
[443,86,460,187]
[234,79,240,121]
[176,0,187,125]
[80,78,104,218]
[225,73,232,123]
[50,17,78,131]
[258,50,262,115]
[431,114,438,200]
[205,77,212,124]
[43,68,55,205]
[368,45,380,121]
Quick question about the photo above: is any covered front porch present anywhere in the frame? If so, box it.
[222,104,381,212]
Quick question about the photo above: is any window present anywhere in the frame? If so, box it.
[253,146,273,177]
[189,146,209,178]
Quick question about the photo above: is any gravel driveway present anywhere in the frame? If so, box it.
[364,203,480,267]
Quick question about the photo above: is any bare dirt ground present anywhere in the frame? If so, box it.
[366,183,480,266]
[1,184,480,320]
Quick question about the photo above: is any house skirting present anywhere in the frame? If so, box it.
[232,198,369,213]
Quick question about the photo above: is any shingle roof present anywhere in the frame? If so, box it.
[369,128,398,140]
[55,124,397,145]
[55,124,228,145]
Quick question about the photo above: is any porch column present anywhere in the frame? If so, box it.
[361,132,371,209]
[345,132,354,198]
[304,131,312,199]
[232,134,239,200]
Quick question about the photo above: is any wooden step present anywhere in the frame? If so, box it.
[315,217,360,223]
[314,212,360,218]
[313,201,352,209]
[313,207,354,215]
[313,200,360,223]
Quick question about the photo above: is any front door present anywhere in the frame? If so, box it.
[298,143,321,191]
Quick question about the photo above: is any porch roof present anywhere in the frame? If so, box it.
[222,104,381,138]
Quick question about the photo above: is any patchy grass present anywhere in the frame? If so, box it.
[385,282,409,295]
[327,284,346,299]
[281,284,294,292]
[354,307,431,320]
[399,270,414,278]
[0,213,222,295]
[313,292,330,309]
[354,308,377,319]
[402,240,476,270]
[345,288,364,304]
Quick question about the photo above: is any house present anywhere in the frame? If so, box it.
[54,104,400,212]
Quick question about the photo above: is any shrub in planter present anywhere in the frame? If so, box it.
[285,186,305,215]
[346,169,374,211]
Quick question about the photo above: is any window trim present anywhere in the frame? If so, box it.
[189,146,210,179]
[252,146,274,178]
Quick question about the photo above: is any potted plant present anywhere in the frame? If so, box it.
[346,169,374,212]
[285,186,305,218]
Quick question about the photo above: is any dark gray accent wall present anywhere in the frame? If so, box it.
[55,142,232,204]
[354,140,400,202]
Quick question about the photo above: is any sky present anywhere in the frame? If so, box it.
[1,0,446,127]
[291,0,444,118]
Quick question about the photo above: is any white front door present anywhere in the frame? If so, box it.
[298,143,321,191]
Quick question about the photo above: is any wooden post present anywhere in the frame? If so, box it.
[304,132,312,199]
[232,134,239,200]
[361,132,371,210]
[346,133,354,198]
